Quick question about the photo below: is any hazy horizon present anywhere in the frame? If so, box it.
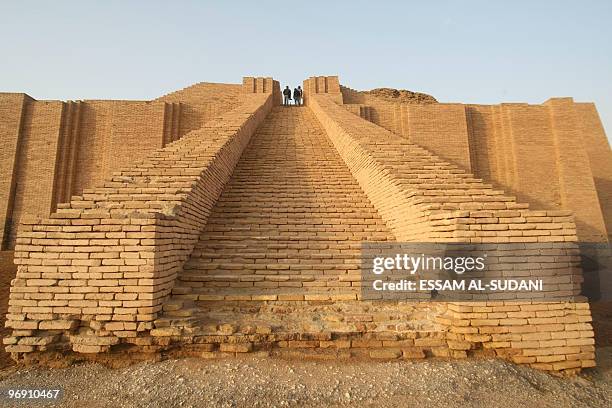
[1,0,610,140]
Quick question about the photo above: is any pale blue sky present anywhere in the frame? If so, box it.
[1,1,611,139]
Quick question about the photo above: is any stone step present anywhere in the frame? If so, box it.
[413,195,517,204]
[171,287,360,302]
[177,273,358,282]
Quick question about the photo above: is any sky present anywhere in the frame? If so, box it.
[1,1,611,139]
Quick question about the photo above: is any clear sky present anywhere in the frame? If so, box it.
[1,1,611,139]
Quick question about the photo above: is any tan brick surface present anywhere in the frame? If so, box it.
[0,75,603,375]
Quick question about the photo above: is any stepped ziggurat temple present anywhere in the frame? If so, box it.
[0,75,611,375]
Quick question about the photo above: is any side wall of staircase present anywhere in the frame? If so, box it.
[4,93,274,355]
[309,93,595,372]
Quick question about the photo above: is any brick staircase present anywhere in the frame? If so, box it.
[157,103,573,329]
[169,106,394,307]
[148,103,591,372]
[4,79,594,372]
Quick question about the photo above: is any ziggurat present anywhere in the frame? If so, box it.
[0,75,610,374]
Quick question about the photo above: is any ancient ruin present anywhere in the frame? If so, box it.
[1,75,610,374]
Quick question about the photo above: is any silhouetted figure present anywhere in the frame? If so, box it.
[293,87,301,106]
[297,86,303,105]
[283,86,291,106]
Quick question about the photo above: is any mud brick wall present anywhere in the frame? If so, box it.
[309,93,595,372]
[405,104,472,171]
[73,100,177,196]
[303,76,342,105]
[54,101,83,206]
[574,102,612,242]
[309,94,576,244]
[9,101,66,246]
[0,93,29,249]
[546,99,607,242]
[445,301,595,372]
[341,86,405,136]
[242,77,281,106]
[343,87,472,172]
[4,93,273,355]
[157,82,244,137]
[343,104,372,121]
[466,100,607,243]
[339,86,609,243]
[0,93,187,250]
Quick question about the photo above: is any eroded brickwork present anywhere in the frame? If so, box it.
[1,75,609,375]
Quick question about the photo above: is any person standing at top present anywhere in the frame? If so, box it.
[293,87,301,106]
[283,86,291,106]
[297,86,303,105]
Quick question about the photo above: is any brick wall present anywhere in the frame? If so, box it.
[303,76,342,105]
[342,86,472,172]
[242,77,281,105]
[309,94,574,243]
[500,104,561,208]
[466,100,607,242]
[406,104,472,171]
[445,302,594,372]
[0,82,243,250]
[73,100,175,196]
[4,93,273,355]
[340,85,609,242]
[546,98,608,243]
[575,103,612,242]
[157,82,244,136]
[309,93,595,372]
[9,101,66,246]
[0,94,28,250]
[341,86,401,133]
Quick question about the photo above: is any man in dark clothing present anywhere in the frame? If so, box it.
[297,86,303,105]
[293,87,301,106]
[283,86,291,106]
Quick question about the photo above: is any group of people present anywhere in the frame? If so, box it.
[283,85,303,106]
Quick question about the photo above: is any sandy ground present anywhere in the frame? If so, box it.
[1,250,611,407]
[0,350,610,408]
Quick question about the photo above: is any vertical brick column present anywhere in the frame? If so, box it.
[0,93,28,250]
[303,76,343,106]
[546,98,608,242]
[243,77,280,106]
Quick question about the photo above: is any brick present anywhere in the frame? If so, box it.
[219,343,253,353]
[370,349,402,359]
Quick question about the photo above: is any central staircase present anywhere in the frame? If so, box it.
[173,107,394,303]
[149,104,566,362]
[152,107,432,340]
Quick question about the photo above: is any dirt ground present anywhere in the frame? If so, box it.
[0,251,611,407]
[0,350,610,408]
